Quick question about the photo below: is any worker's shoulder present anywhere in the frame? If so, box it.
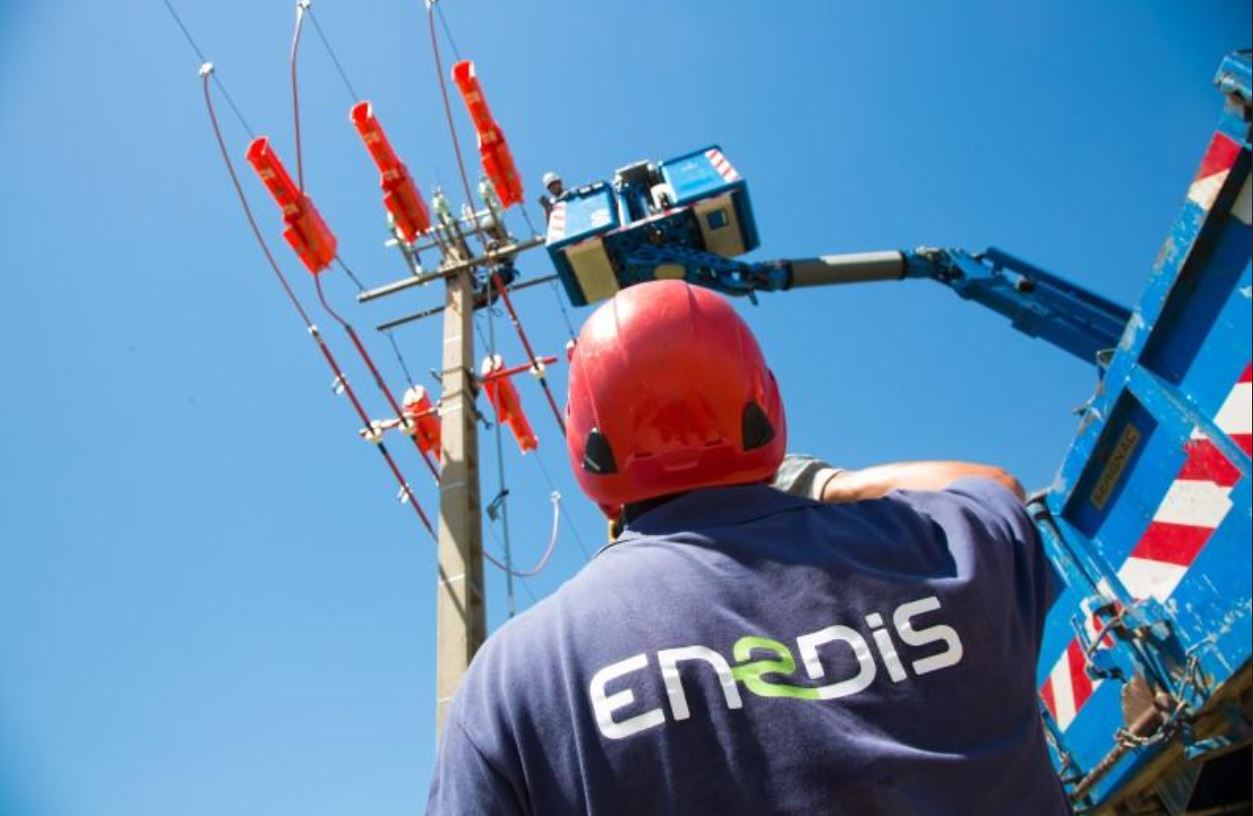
[890,476,1032,534]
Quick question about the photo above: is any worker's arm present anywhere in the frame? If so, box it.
[427,717,527,816]
[822,461,1025,503]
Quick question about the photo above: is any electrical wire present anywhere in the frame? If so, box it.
[534,450,593,561]
[482,522,540,605]
[290,0,309,191]
[435,2,463,62]
[201,67,436,538]
[481,491,562,578]
[161,0,255,138]
[306,6,361,103]
[386,332,418,388]
[491,275,567,433]
[551,280,577,340]
[285,3,436,482]
[484,288,517,613]
[425,3,566,436]
[519,204,541,238]
[316,267,442,481]
[335,256,369,293]
[426,5,477,233]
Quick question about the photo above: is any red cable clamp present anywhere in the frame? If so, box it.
[245,137,338,275]
[481,354,538,453]
[403,385,442,461]
[451,60,523,208]
[350,102,431,243]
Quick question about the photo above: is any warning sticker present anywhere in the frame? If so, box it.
[1091,423,1142,510]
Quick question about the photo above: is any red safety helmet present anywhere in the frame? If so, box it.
[566,280,786,517]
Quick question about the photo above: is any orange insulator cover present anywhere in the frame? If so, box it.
[403,385,441,461]
[451,61,524,208]
[350,102,431,243]
[480,355,538,453]
[244,137,338,275]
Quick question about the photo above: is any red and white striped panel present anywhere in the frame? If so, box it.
[1215,363,1252,457]
[1186,133,1241,213]
[547,200,567,243]
[1115,430,1240,603]
[1040,362,1251,731]
[705,148,741,183]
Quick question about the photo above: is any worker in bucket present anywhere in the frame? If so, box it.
[539,170,565,221]
[427,280,1069,815]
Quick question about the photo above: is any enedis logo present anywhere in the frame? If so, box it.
[588,595,964,740]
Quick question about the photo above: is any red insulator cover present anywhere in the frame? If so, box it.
[244,137,338,274]
[350,102,431,243]
[403,385,442,461]
[451,61,524,208]
[481,355,538,453]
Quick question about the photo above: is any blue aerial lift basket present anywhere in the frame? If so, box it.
[546,146,759,306]
[1033,50,1252,814]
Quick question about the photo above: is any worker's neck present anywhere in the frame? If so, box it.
[622,480,770,527]
[621,493,688,526]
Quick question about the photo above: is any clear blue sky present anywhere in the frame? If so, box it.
[0,2,1247,813]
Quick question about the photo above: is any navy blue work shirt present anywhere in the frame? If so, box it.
[426,479,1069,815]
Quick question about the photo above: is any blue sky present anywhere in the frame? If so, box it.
[0,2,1248,813]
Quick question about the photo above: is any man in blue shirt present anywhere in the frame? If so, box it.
[427,281,1069,815]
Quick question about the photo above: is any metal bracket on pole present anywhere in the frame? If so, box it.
[357,235,546,303]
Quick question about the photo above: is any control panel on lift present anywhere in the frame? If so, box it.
[546,146,760,306]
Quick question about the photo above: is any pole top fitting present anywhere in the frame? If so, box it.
[199,62,215,78]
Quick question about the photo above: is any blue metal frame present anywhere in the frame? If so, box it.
[1035,50,1251,809]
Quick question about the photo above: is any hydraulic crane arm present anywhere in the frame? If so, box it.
[622,244,1132,366]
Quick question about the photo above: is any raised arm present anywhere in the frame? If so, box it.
[821,461,1025,503]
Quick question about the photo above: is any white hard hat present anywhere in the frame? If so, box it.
[542,171,562,187]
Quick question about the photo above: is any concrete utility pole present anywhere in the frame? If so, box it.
[356,195,548,738]
[433,259,486,736]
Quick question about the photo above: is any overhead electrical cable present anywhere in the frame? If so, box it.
[533,450,593,561]
[482,490,563,579]
[485,297,518,613]
[286,1,439,482]
[435,2,463,62]
[177,0,576,587]
[335,256,369,293]
[161,0,255,138]
[386,332,418,388]
[316,261,442,482]
[200,66,436,538]
[551,279,577,341]
[306,5,361,103]
[482,523,541,606]
[290,0,309,191]
[425,1,567,436]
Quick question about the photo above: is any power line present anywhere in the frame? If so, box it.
[520,203,541,238]
[482,521,540,605]
[160,0,255,138]
[201,67,436,537]
[485,290,518,614]
[551,280,577,340]
[427,0,567,443]
[290,0,309,191]
[316,266,441,481]
[385,332,418,388]
[162,0,206,62]
[534,451,593,561]
[306,6,361,103]
[335,256,368,292]
[435,3,463,63]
